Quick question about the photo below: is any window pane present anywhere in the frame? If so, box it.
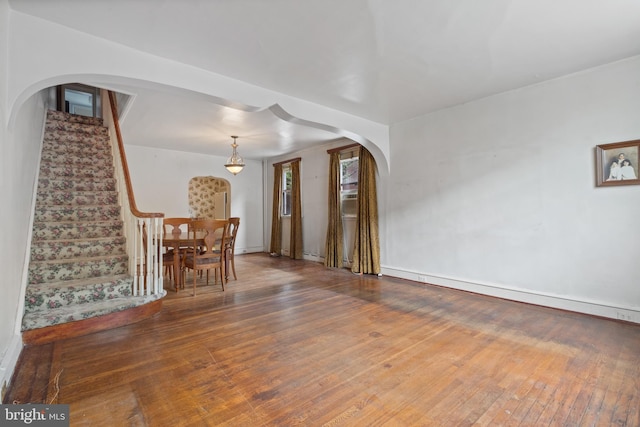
[282,190,291,216]
[282,167,292,216]
[340,158,358,192]
[340,157,358,216]
[284,169,292,190]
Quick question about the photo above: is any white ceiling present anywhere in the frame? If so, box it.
[11,0,640,159]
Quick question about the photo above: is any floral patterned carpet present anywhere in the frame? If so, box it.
[22,110,163,331]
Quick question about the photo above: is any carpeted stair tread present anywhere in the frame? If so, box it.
[45,120,109,136]
[28,254,129,284]
[32,220,124,240]
[25,273,132,295]
[30,253,128,267]
[25,274,133,300]
[40,156,112,169]
[39,164,114,179]
[30,236,127,261]
[22,292,164,331]
[34,205,122,222]
[47,110,104,126]
[46,117,104,128]
[37,177,117,192]
[35,190,119,206]
[40,152,113,167]
[43,132,109,145]
[43,135,110,150]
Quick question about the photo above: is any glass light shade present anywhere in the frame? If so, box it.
[224,138,245,175]
[225,163,244,175]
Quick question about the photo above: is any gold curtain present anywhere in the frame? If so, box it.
[324,152,343,268]
[290,160,303,259]
[270,164,282,255]
[352,147,381,275]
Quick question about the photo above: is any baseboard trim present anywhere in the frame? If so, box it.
[303,253,324,263]
[236,246,265,255]
[382,266,640,324]
[0,334,23,402]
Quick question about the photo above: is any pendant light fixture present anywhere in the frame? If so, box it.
[224,135,245,175]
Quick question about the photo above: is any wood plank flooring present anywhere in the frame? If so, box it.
[5,253,640,426]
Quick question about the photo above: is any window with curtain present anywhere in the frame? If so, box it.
[325,144,380,274]
[271,158,302,259]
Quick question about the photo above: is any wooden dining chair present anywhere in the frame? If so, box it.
[182,219,229,295]
[163,217,192,289]
[226,217,240,280]
[164,217,192,237]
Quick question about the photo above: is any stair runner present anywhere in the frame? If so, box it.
[22,109,163,331]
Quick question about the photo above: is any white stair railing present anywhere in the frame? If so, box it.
[102,90,165,296]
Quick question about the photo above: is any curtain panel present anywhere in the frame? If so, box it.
[324,152,343,268]
[351,147,381,275]
[290,160,303,259]
[269,164,283,255]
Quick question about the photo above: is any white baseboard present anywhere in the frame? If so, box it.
[235,253,639,323]
[235,246,266,255]
[0,334,23,400]
[382,266,640,324]
[303,253,324,263]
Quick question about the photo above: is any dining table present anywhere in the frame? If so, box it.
[161,223,230,292]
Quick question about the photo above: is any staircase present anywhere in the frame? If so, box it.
[22,109,163,343]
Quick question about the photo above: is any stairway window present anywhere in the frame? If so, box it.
[56,83,100,118]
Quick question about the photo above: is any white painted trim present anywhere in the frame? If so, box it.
[303,253,324,263]
[0,334,23,399]
[382,266,640,324]
[236,246,265,255]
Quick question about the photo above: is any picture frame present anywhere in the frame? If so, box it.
[595,139,640,187]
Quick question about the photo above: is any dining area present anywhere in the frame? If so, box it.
[160,217,240,296]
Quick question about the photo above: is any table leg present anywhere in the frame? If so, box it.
[172,243,181,292]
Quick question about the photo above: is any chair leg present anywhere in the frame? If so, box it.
[183,267,188,292]
[181,263,186,290]
[193,267,197,296]
[230,257,237,280]
[166,265,173,287]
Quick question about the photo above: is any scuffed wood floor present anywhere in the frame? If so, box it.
[5,253,640,426]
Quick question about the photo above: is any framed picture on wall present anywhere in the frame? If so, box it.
[595,139,640,187]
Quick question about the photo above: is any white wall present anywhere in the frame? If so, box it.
[0,0,11,395]
[124,145,264,254]
[379,56,640,321]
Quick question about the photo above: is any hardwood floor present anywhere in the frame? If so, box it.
[5,253,640,426]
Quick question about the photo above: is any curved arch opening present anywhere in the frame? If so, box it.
[9,74,390,173]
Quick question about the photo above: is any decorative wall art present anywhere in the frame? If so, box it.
[595,139,640,187]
